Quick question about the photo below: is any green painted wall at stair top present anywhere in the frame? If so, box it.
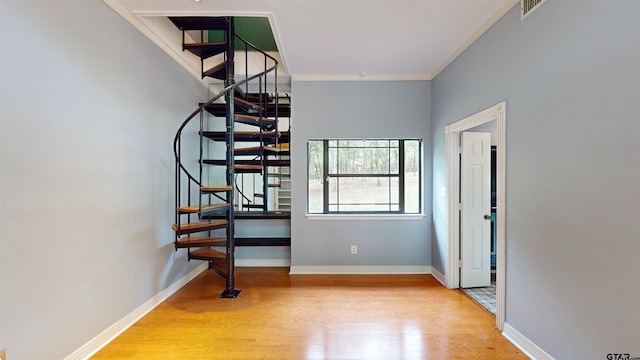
[209,17,277,51]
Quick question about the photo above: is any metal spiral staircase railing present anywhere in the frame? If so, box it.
[170,16,289,298]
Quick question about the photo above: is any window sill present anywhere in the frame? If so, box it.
[305,214,424,221]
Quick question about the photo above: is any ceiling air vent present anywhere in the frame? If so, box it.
[521,0,546,20]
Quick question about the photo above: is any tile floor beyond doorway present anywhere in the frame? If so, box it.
[461,275,496,315]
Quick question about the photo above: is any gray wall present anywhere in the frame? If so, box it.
[290,80,432,267]
[0,1,208,358]
[431,1,640,358]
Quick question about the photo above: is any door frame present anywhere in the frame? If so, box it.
[444,101,506,330]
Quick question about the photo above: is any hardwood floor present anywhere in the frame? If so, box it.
[92,267,527,359]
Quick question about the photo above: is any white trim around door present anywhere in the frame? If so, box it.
[444,101,506,330]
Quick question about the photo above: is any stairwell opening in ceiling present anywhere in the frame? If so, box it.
[179,16,284,83]
[208,17,277,51]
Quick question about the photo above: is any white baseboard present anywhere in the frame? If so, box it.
[64,263,208,360]
[503,322,555,360]
[430,266,446,286]
[289,265,431,275]
[236,258,291,267]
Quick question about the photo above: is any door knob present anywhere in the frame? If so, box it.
[484,214,491,220]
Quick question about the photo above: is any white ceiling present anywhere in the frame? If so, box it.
[104,0,518,82]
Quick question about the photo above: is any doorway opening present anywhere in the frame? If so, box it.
[444,101,506,330]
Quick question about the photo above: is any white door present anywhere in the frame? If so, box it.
[460,132,491,288]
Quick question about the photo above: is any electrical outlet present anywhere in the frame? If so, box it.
[351,245,357,255]
[1,348,6,360]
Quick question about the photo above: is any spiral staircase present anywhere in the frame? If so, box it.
[170,17,290,298]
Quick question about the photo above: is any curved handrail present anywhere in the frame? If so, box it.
[234,32,278,78]
[235,173,253,208]
[173,36,278,186]
[173,87,228,186]
[234,154,264,209]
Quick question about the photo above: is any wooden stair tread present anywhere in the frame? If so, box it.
[234,114,278,130]
[233,131,279,135]
[233,164,263,174]
[189,248,227,261]
[234,164,262,170]
[183,42,227,59]
[238,146,282,151]
[201,185,232,192]
[235,114,277,123]
[175,236,226,248]
[176,203,230,214]
[208,261,227,276]
[262,146,285,153]
[172,221,229,234]
[234,145,286,154]
[203,61,227,80]
[234,146,263,152]
[204,159,290,167]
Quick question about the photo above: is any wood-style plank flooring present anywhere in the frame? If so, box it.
[92,267,527,359]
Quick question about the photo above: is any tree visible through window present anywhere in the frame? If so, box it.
[308,139,421,214]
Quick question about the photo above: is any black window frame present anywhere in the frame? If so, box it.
[307,138,422,215]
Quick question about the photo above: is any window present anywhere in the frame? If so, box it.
[308,139,421,214]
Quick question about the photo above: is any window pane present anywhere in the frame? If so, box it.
[404,140,420,213]
[390,147,399,174]
[339,204,393,212]
[337,177,390,207]
[307,141,324,213]
[336,147,344,174]
[330,176,400,212]
[329,147,338,174]
[375,147,390,174]
[328,177,338,205]
[390,177,400,204]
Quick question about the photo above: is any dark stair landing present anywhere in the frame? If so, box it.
[205,102,291,118]
[169,17,229,30]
